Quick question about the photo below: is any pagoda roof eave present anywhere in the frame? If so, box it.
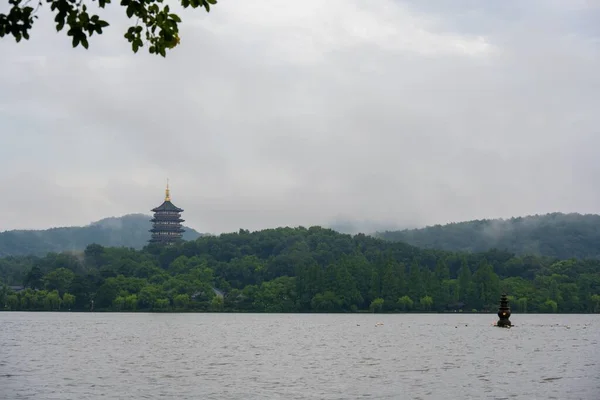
[151,200,184,213]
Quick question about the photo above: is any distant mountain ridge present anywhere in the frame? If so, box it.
[375,212,600,260]
[4,212,600,260]
[0,214,202,257]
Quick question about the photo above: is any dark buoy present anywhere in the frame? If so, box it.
[496,293,511,328]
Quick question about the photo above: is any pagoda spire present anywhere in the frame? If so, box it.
[165,178,171,202]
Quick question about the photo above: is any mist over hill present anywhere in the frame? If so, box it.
[0,214,202,257]
[375,212,600,260]
[3,211,600,260]
[327,218,410,235]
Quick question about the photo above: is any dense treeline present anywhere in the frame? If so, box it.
[376,212,600,260]
[1,227,599,313]
[0,214,202,257]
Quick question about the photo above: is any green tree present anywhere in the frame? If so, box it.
[380,260,403,310]
[173,294,191,310]
[433,259,451,309]
[210,295,224,311]
[253,277,298,313]
[113,295,126,311]
[138,285,163,309]
[369,298,384,313]
[95,279,121,309]
[295,262,325,310]
[368,270,380,302]
[169,256,193,275]
[407,261,423,301]
[447,279,459,304]
[434,259,450,281]
[397,295,414,311]
[517,297,528,313]
[6,294,19,310]
[0,283,7,307]
[19,289,33,309]
[45,290,62,310]
[189,265,214,284]
[62,293,76,310]
[542,299,558,313]
[457,260,473,304]
[420,295,434,311]
[327,262,363,310]
[44,268,75,295]
[311,291,342,312]
[84,243,105,267]
[154,298,170,311]
[590,294,600,313]
[472,262,500,309]
[69,275,92,310]
[1,0,218,57]
[125,294,138,310]
[24,266,44,289]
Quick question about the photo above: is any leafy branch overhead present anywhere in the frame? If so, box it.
[0,0,217,57]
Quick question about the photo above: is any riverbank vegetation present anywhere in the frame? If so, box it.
[1,227,599,313]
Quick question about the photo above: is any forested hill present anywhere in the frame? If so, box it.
[1,226,599,313]
[375,213,600,260]
[0,214,202,257]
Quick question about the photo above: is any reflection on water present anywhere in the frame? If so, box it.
[0,313,598,400]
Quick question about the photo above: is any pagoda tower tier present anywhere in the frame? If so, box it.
[149,181,185,245]
[496,293,512,327]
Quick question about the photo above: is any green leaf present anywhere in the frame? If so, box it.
[81,35,89,49]
[80,11,89,26]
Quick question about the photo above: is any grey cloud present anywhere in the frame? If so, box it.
[1,0,600,235]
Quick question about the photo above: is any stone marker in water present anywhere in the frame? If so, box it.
[496,293,511,327]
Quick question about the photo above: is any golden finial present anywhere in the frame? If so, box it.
[165,178,171,202]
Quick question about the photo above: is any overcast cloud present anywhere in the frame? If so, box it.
[1,0,599,234]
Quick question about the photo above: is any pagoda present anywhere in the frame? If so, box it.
[496,293,512,328]
[148,180,185,245]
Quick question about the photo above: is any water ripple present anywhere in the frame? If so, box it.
[0,313,599,400]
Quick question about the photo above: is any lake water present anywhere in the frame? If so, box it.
[0,313,598,400]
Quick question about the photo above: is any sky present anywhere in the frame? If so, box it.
[1,0,600,234]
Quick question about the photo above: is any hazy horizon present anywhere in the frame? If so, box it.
[2,0,599,234]
[2,209,597,237]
